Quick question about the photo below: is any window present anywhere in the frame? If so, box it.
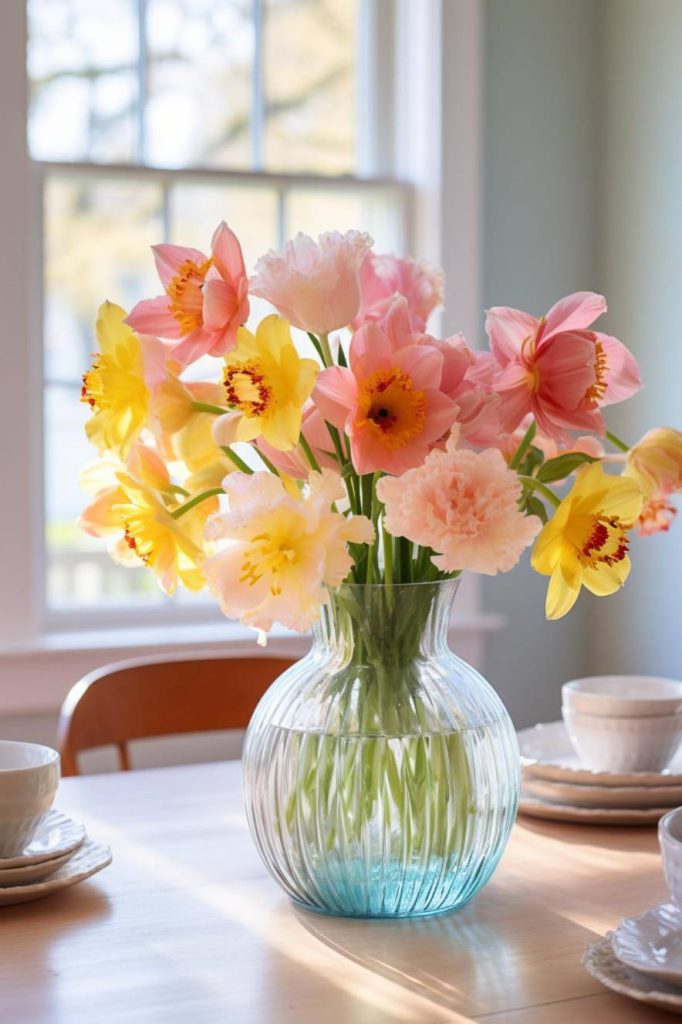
[28,0,411,621]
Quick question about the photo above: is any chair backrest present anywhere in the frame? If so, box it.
[57,653,295,776]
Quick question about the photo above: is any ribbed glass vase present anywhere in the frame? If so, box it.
[242,579,519,918]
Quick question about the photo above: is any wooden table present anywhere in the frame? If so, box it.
[0,761,674,1023]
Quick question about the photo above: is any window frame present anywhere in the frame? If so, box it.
[0,0,485,648]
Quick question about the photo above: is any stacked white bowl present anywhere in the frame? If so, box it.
[562,675,682,773]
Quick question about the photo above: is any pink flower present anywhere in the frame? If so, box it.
[313,318,458,475]
[377,430,542,575]
[485,291,642,440]
[351,252,444,331]
[126,222,249,365]
[249,230,373,335]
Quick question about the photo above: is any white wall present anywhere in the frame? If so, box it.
[589,0,682,678]
[480,0,600,726]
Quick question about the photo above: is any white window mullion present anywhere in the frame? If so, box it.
[0,2,41,641]
[251,0,265,171]
[136,0,149,164]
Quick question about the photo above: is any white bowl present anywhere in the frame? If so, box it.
[0,741,60,857]
[562,708,682,773]
[660,809,682,907]
[562,675,682,718]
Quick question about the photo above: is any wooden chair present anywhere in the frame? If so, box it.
[57,653,295,776]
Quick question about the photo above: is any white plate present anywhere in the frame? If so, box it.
[0,838,111,907]
[613,903,682,986]
[0,848,76,887]
[519,721,682,787]
[524,775,682,809]
[0,810,86,868]
[518,794,669,825]
[583,933,682,1014]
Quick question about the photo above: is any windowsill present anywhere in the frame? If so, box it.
[0,611,505,658]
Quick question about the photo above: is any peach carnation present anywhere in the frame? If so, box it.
[376,431,542,575]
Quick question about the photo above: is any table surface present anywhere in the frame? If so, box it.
[0,760,675,1024]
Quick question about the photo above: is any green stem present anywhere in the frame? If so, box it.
[299,434,321,473]
[382,522,393,587]
[167,484,190,497]
[171,487,224,519]
[510,420,537,470]
[220,446,254,475]
[306,332,326,364]
[518,474,561,508]
[255,447,280,476]
[319,332,334,368]
[191,401,229,416]
[606,429,630,453]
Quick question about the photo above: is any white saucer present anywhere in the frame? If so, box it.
[0,838,111,907]
[518,793,669,825]
[0,810,86,869]
[519,721,682,787]
[583,933,682,1014]
[0,848,75,887]
[613,903,682,986]
[524,775,682,809]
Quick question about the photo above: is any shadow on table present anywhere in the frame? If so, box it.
[515,815,663,853]
[292,888,600,1018]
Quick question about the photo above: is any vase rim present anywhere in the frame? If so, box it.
[331,577,461,591]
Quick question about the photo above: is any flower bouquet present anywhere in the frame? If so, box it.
[80,223,681,917]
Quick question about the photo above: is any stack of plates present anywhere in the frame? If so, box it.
[584,904,682,1014]
[0,809,111,907]
[518,720,682,824]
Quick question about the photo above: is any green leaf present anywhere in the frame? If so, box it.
[536,452,597,483]
[520,445,544,476]
[524,495,548,524]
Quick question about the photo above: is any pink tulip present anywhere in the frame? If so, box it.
[351,252,444,331]
[126,222,249,366]
[485,291,641,440]
[313,318,458,476]
[249,230,373,335]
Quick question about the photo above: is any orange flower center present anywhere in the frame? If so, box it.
[123,522,150,565]
[576,515,629,568]
[584,340,608,403]
[223,362,274,418]
[356,368,427,451]
[81,361,103,410]
[167,257,213,336]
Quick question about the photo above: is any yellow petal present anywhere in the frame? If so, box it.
[582,557,631,597]
[545,562,581,620]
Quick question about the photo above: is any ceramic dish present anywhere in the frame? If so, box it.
[583,933,682,1014]
[518,721,682,787]
[0,810,86,869]
[562,707,682,773]
[0,848,75,887]
[0,838,111,907]
[524,775,682,809]
[518,794,669,826]
[613,903,682,986]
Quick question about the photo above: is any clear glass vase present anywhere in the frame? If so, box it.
[242,579,520,918]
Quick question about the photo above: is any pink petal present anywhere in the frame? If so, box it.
[421,390,459,442]
[595,332,643,405]
[126,296,181,339]
[203,278,249,336]
[541,291,607,342]
[211,221,247,282]
[168,328,216,367]
[393,344,444,390]
[152,243,208,288]
[485,306,538,364]
[536,332,597,408]
[381,295,414,352]
[349,322,393,375]
[312,367,358,430]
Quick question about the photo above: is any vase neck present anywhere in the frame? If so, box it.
[311,579,460,664]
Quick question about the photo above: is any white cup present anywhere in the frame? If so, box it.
[0,741,60,857]
[659,808,682,907]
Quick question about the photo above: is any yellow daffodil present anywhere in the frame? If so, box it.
[531,463,643,619]
[624,427,682,535]
[79,445,219,594]
[81,302,165,455]
[203,469,374,634]
[222,315,318,451]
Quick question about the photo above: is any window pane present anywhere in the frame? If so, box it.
[146,0,253,168]
[263,0,358,173]
[169,182,278,268]
[44,174,165,608]
[286,187,407,252]
[28,0,139,162]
